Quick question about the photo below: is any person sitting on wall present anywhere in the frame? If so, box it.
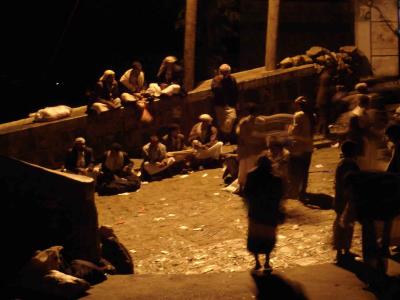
[89,70,122,114]
[63,137,96,177]
[120,61,146,103]
[142,134,176,181]
[188,114,223,168]
[146,56,184,98]
[211,63,239,144]
[97,143,140,195]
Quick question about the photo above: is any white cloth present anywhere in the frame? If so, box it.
[143,157,175,175]
[195,141,223,160]
[91,98,121,113]
[147,83,181,97]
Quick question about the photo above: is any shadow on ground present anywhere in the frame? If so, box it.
[251,272,309,300]
[336,257,400,299]
[303,193,333,210]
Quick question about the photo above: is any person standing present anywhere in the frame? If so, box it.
[332,140,360,263]
[211,63,239,144]
[244,156,284,273]
[288,96,316,201]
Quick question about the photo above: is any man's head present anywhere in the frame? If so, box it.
[257,156,272,173]
[101,70,115,83]
[74,137,86,151]
[150,134,159,145]
[219,64,231,78]
[110,142,122,153]
[294,95,308,111]
[199,114,213,125]
[131,61,142,75]
[168,123,181,137]
[268,136,284,155]
[358,94,370,109]
[355,82,368,94]
[341,140,358,158]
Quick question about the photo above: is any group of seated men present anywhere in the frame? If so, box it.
[63,113,224,193]
[87,56,184,115]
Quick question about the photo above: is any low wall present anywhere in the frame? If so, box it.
[0,156,100,279]
[0,65,317,168]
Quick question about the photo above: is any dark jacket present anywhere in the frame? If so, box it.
[65,147,95,172]
[157,64,184,87]
[244,168,284,226]
[334,157,360,214]
[163,134,185,152]
[95,80,120,101]
[387,143,400,173]
[211,75,238,107]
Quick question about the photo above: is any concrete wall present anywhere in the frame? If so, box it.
[0,156,100,278]
[355,0,399,77]
[0,65,317,169]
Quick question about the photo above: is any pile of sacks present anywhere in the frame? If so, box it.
[15,225,133,298]
[278,45,367,72]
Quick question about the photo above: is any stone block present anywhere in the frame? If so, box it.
[372,55,399,77]
[0,156,100,280]
[371,21,399,56]
[371,0,398,22]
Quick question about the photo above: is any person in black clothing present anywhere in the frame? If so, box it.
[332,140,360,263]
[211,63,238,143]
[244,156,284,274]
[64,137,95,176]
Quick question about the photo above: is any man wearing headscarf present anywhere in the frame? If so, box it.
[120,61,146,102]
[189,114,223,161]
[211,63,238,143]
[288,96,316,200]
[90,70,122,113]
[147,56,184,97]
[64,137,95,176]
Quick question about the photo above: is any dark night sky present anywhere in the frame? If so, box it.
[1,0,184,122]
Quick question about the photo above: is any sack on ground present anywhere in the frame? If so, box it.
[66,259,107,285]
[97,176,141,196]
[99,226,134,274]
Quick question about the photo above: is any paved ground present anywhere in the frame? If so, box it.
[95,146,362,275]
[85,145,400,299]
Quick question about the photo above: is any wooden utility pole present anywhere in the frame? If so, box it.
[184,0,198,91]
[265,0,280,70]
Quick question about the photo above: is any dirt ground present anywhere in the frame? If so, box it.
[95,146,364,275]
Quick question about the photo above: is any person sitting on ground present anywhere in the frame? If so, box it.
[188,114,223,167]
[63,137,96,176]
[120,61,146,103]
[100,143,134,180]
[97,143,140,195]
[142,134,176,180]
[211,63,238,144]
[332,140,360,264]
[90,70,122,114]
[244,156,284,274]
[146,56,184,98]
